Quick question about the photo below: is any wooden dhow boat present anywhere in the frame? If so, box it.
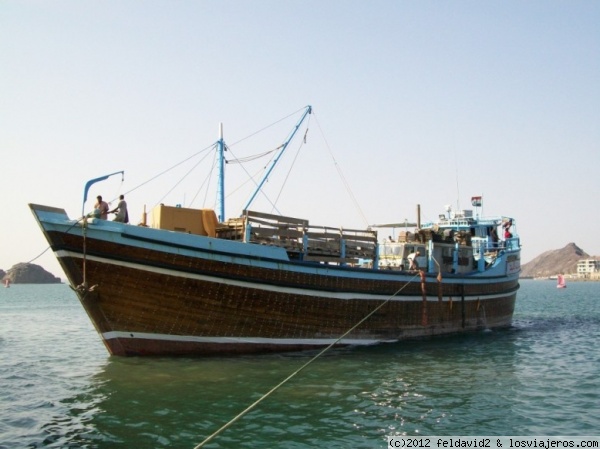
[30,106,521,356]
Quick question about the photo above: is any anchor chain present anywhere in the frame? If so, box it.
[71,216,98,295]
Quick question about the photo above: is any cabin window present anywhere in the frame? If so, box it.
[442,247,454,265]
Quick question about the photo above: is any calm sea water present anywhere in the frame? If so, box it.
[0,280,598,448]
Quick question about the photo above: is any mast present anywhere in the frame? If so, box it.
[242,105,312,212]
[217,123,225,222]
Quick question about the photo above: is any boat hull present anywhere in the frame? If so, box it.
[31,204,519,357]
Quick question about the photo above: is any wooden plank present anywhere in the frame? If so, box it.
[340,229,378,237]
[342,235,378,244]
[244,210,308,227]
[344,240,377,248]
[250,228,303,239]
[305,231,341,240]
[307,242,340,251]
[306,225,342,233]
[246,216,304,229]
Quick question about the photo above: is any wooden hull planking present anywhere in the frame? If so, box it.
[31,204,519,357]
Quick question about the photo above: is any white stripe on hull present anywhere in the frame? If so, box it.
[56,250,510,302]
[103,330,386,346]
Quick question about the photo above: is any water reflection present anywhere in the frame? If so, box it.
[69,331,523,448]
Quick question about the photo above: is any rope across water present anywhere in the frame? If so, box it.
[192,272,422,449]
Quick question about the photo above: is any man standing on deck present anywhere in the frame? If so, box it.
[109,195,128,223]
[408,251,420,270]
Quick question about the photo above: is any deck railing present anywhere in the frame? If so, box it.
[235,210,378,265]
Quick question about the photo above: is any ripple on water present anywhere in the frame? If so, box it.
[1,282,599,448]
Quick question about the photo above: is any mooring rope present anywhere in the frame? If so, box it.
[192,271,421,449]
[25,246,51,264]
[26,215,87,264]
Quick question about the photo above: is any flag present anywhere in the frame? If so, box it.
[471,196,482,207]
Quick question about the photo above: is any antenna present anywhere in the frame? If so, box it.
[454,150,461,212]
[455,167,461,212]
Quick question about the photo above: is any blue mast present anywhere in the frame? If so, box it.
[217,123,225,222]
[242,105,312,212]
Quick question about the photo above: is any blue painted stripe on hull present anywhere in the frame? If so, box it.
[36,214,519,285]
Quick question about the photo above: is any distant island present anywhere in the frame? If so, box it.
[520,242,600,279]
[0,263,61,284]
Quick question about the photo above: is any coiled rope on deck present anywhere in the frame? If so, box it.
[192,272,421,449]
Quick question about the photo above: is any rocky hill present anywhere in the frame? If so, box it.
[1,263,61,284]
[521,242,597,278]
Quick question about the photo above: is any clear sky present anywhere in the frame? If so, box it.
[1,1,599,278]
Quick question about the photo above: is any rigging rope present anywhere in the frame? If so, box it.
[225,143,284,215]
[227,146,280,164]
[26,108,311,270]
[227,107,308,148]
[271,132,306,213]
[102,106,310,216]
[108,173,125,207]
[199,147,218,209]
[312,111,370,228]
[153,148,215,209]
[224,166,266,201]
[119,143,216,203]
[192,272,420,449]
